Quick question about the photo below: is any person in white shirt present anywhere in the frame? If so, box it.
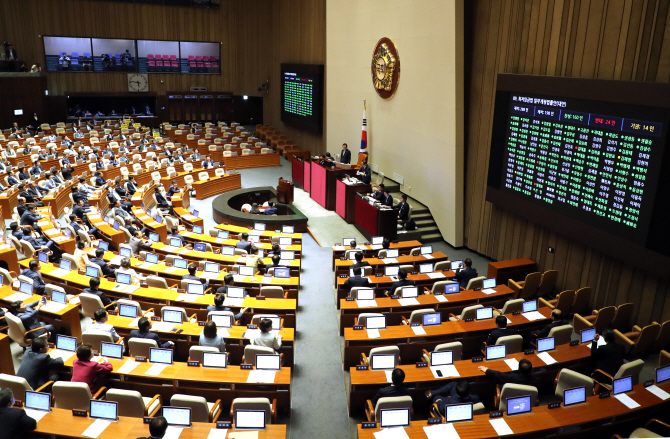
[88,308,120,342]
[249,318,282,351]
[199,321,226,352]
[117,258,145,283]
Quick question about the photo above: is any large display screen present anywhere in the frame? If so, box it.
[487,75,670,276]
[44,37,93,72]
[280,64,324,133]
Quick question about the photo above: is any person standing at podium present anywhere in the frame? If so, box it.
[357,160,371,184]
[340,143,351,164]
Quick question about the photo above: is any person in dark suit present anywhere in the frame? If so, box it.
[183,263,209,291]
[264,201,278,215]
[427,380,481,416]
[478,358,540,387]
[202,155,215,169]
[17,167,30,181]
[126,175,138,196]
[236,233,252,252]
[373,184,386,202]
[591,329,626,379]
[154,187,173,215]
[5,44,18,60]
[357,160,372,184]
[343,270,371,291]
[208,289,248,322]
[73,198,91,218]
[136,415,168,439]
[83,276,115,308]
[455,258,478,289]
[371,368,410,406]
[351,252,371,271]
[94,171,106,187]
[20,204,43,230]
[166,180,181,198]
[91,248,116,278]
[9,298,58,341]
[530,309,566,339]
[16,338,64,389]
[389,268,415,296]
[0,388,37,438]
[485,315,518,346]
[380,189,393,207]
[7,170,19,186]
[340,143,351,164]
[129,317,174,348]
[394,194,410,226]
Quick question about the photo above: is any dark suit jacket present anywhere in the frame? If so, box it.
[395,201,410,220]
[359,165,371,184]
[371,384,410,406]
[235,241,252,252]
[485,327,518,346]
[128,329,171,349]
[343,275,371,290]
[16,350,64,389]
[0,407,37,439]
[340,149,351,164]
[455,266,478,288]
[390,279,416,295]
[485,369,540,388]
[381,194,393,207]
[83,287,114,307]
[73,204,88,218]
[351,261,371,271]
[90,258,115,277]
[591,341,626,377]
[533,319,567,339]
[264,207,278,215]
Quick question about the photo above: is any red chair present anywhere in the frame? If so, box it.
[189,61,197,72]
[170,54,177,60]
[171,60,178,70]
[195,56,202,61]
[147,60,156,72]
[209,56,216,61]
[188,55,195,61]
[147,54,154,60]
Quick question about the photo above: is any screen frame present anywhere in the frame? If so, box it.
[563,386,587,407]
[280,63,325,134]
[506,395,532,416]
[89,399,118,421]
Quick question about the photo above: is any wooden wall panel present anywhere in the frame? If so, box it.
[465,0,670,326]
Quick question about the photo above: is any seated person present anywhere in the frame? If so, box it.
[10,222,24,241]
[236,233,252,252]
[249,318,282,352]
[372,183,386,202]
[91,248,117,278]
[591,329,626,381]
[199,321,226,352]
[267,254,282,269]
[343,269,371,292]
[264,201,278,215]
[371,368,410,406]
[154,187,173,215]
[166,180,181,198]
[0,388,37,437]
[20,259,47,295]
[137,416,168,439]
[530,309,565,339]
[249,203,261,214]
[83,276,116,309]
[351,252,371,271]
[455,258,477,289]
[117,258,145,283]
[426,380,480,416]
[208,290,248,322]
[129,317,174,349]
[485,315,517,346]
[74,241,90,269]
[88,308,120,342]
[183,263,209,291]
[245,246,265,273]
[167,227,185,247]
[71,343,112,393]
[389,268,415,296]
[16,337,65,390]
[478,358,540,387]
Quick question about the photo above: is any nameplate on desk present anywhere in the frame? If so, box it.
[13,400,23,408]
[165,263,172,267]
[345,297,354,302]
[151,316,161,321]
[644,380,654,388]
[135,356,147,362]
[143,417,153,424]
[177,289,185,293]
[73,409,88,417]
[256,296,266,300]
[392,240,399,244]
[353,325,364,330]
[427,418,442,425]
[570,340,579,346]
[548,402,561,409]
[361,422,377,429]
[375,273,383,277]
[472,356,483,363]
[489,411,503,418]
[410,323,420,327]
[512,311,521,315]
[524,349,535,355]
[340,257,346,261]
[356,365,369,371]
[198,321,206,326]
[364,242,370,245]
[464,317,474,322]
[434,292,443,296]
[48,343,55,349]
[472,287,482,291]
[340,274,348,278]
[247,324,258,329]
[411,272,418,275]
[240,364,253,370]
[442,268,450,272]
[599,391,611,399]
[216,422,232,429]
[390,295,399,300]
[187,361,200,367]
[416,362,428,368]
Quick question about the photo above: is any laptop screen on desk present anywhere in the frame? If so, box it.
[218,230,229,240]
[227,287,245,298]
[163,310,183,323]
[431,350,453,366]
[59,259,72,272]
[280,251,295,261]
[149,233,159,243]
[119,304,137,318]
[90,400,118,421]
[422,312,441,326]
[113,221,120,231]
[38,251,48,263]
[194,243,206,252]
[355,288,374,301]
[372,236,383,245]
[274,267,290,278]
[563,386,586,406]
[476,307,494,320]
[385,249,399,258]
[581,328,596,344]
[350,268,364,277]
[57,335,77,352]
[101,342,123,359]
[163,407,191,427]
[149,348,173,365]
[446,403,473,423]
[282,226,294,234]
[657,365,670,384]
[210,314,232,328]
[187,283,204,295]
[380,409,410,428]
[400,287,418,298]
[450,261,463,270]
[120,247,132,258]
[537,337,555,353]
[221,246,235,256]
[192,225,203,234]
[254,223,266,231]
[85,266,98,277]
[202,352,227,368]
[342,238,355,246]
[420,245,433,255]
[170,238,182,248]
[192,210,199,218]
[256,354,281,370]
[370,354,396,370]
[486,344,506,361]
[482,278,496,289]
[506,395,532,416]
[117,273,131,285]
[279,237,292,246]
[25,391,51,412]
[419,263,433,274]
[235,410,265,430]
[205,262,220,273]
[613,376,633,395]
[145,253,159,264]
[444,283,460,294]
[238,266,255,277]
[51,290,66,304]
[523,300,538,313]
[366,316,386,330]
[348,251,360,261]
[97,241,109,251]
[384,266,399,277]
[174,258,188,269]
[19,281,33,294]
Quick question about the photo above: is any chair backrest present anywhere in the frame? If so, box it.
[466,276,486,290]
[0,267,14,286]
[536,270,559,298]
[189,346,219,363]
[161,306,187,322]
[500,299,525,314]
[0,374,32,400]
[184,163,194,172]
[215,168,225,177]
[408,308,437,324]
[61,252,79,269]
[458,304,484,320]
[250,314,280,326]
[79,293,105,319]
[593,306,616,334]
[495,335,523,354]
[260,286,284,298]
[554,369,594,401]
[117,299,143,316]
[548,324,573,346]
[198,171,209,181]
[350,287,373,299]
[53,382,92,410]
[434,342,463,361]
[611,303,634,332]
[614,359,645,385]
[356,313,384,326]
[374,396,413,422]
[571,287,593,316]
[146,275,169,289]
[170,395,211,423]
[106,389,148,418]
[498,383,538,411]
[243,345,275,365]
[5,312,31,347]
[629,324,661,358]
[519,272,542,299]
[85,262,103,278]
[128,337,158,357]
[82,330,115,351]
[231,398,273,424]
[652,320,670,352]
[553,290,576,316]
[369,346,400,364]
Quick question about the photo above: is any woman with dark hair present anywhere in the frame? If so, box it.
[249,318,282,352]
[199,321,226,352]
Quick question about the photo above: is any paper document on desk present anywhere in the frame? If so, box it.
[646,385,670,400]
[614,393,640,409]
[37,221,49,227]
[382,258,398,264]
[233,275,246,283]
[356,299,378,308]
[41,302,68,313]
[430,365,459,379]
[227,431,259,439]
[236,256,247,263]
[373,427,410,439]
[177,249,190,255]
[53,236,68,242]
[490,418,513,435]
[522,311,545,321]
[217,328,230,337]
[434,295,448,302]
[124,285,140,294]
[117,359,140,374]
[333,245,345,251]
[215,238,225,244]
[162,245,178,252]
[201,272,220,279]
[181,214,196,221]
[422,254,435,260]
[504,358,520,371]
[482,288,497,295]
[49,268,70,278]
[44,229,59,236]
[108,256,123,266]
[411,326,426,335]
[151,322,176,332]
[537,352,557,365]
[70,296,81,305]
[384,370,394,383]
[426,272,446,279]
[224,297,245,307]
[24,408,48,422]
[424,423,460,439]
[138,262,154,269]
[207,428,228,439]
[260,277,273,284]
[181,231,192,236]
[4,292,32,302]
[163,426,183,439]
[145,363,168,376]
[366,329,381,338]
[176,294,200,302]
[49,349,76,361]
[127,318,140,328]
[370,244,383,250]
[164,266,179,274]
[398,298,420,306]
[81,419,111,438]
[247,370,276,383]
[586,337,607,349]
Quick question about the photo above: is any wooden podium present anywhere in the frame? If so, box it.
[277,177,294,204]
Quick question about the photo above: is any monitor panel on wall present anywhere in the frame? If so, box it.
[137,40,180,73]
[486,74,670,277]
[43,37,93,72]
[280,63,324,133]
[179,42,220,74]
[91,38,137,72]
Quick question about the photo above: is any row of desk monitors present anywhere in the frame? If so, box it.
[347,245,434,259]
[250,223,295,235]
